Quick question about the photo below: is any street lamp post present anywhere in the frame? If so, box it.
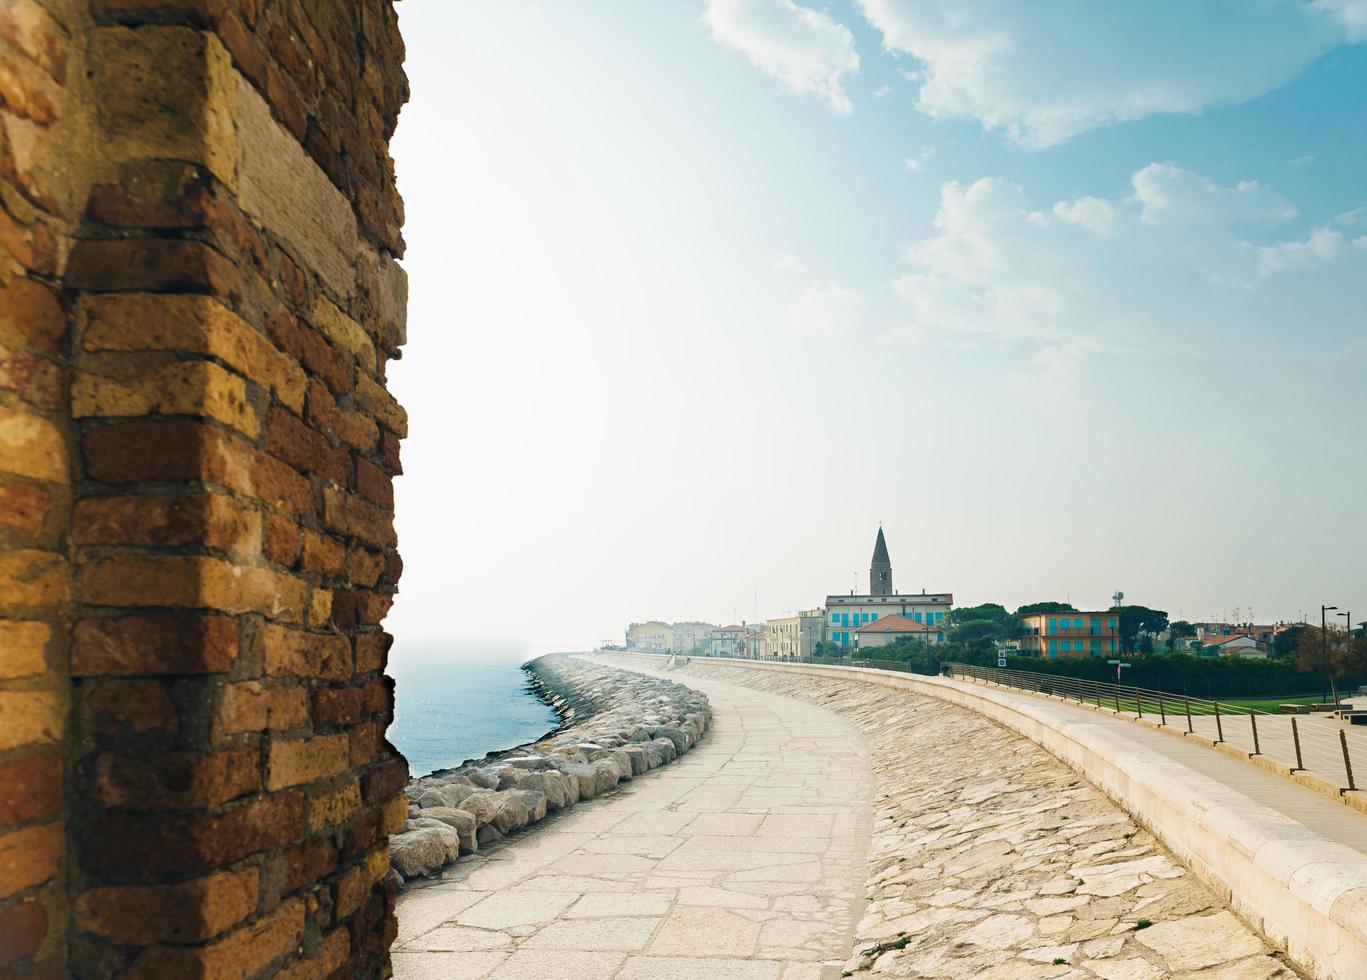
[1323,605,1340,707]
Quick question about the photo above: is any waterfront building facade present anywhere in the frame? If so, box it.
[1018,611,1119,658]
[764,609,825,660]
[625,621,672,652]
[669,621,716,653]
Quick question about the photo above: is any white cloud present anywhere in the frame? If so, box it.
[703,0,860,115]
[1289,154,1315,167]
[873,84,891,98]
[893,164,1366,355]
[786,282,866,336]
[903,147,935,171]
[853,0,1354,147]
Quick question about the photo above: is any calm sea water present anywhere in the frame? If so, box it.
[389,651,561,777]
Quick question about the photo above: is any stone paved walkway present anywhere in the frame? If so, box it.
[673,660,1304,979]
[392,658,874,979]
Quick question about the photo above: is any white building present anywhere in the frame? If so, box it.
[824,528,953,652]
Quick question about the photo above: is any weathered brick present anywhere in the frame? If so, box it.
[82,555,308,621]
[126,896,305,979]
[266,734,348,790]
[75,868,258,944]
[218,681,308,736]
[0,756,60,829]
[0,620,48,678]
[261,624,350,681]
[83,293,306,412]
[84,792,305,876]
[277,924,348,980]
[65,238,242,300]
[91,747,258,810]
[0,822,61,899]
[299,529,345,578]
[354,457,392,509]
[346,547,383,589]
[378,428,401,475]
[82,679,177,736]
[0,480,51,540]
[266,309,349,396]
[282,837,337,896]
[72,360,260,438]
[86,160,212,229]
[306,588,332,628]
[0,277,64,353]
[353,632,390,675]
[361,755,407,805]
[308,781,360,834]
[0,549,66,613]
[348,720,381,768]
[310,297,373,368]
[322,488,394,550]
[262,512,298,566]
[71,613,237,677]
[355,370,406,437]
[90,25,237,187]
[0,898,47,961]
[0,690,63,751]
[0,405,67,484]
[0,346,64,410]
[307,379,375,451]
[311,687,363,728]
[84,418,313,513]
[329,590,392,630]
[72,492,261,557]
[265,405,347,483]
[378,794,407,836]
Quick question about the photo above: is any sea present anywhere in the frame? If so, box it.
[389,647,563,778]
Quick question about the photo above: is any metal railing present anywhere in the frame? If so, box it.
[945,662,1365,794]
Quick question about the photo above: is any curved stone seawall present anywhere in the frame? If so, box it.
[388,654,710,882]
[643,657,1297,979]
[628,655,1367,979]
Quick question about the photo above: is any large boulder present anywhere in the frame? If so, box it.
[454,791,499,827]
[389,826,459,879]
[489,791,530,834]
[419,807,479,854]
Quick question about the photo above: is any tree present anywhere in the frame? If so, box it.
[945,604,1021,655]
[1295,626,1363,704]
[1110,605,1169,654]
[1016,601,1075,616]
[1166,620,1196,652]
[1271,624,1305,660]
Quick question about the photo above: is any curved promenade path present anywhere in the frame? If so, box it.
[393,660,875,979]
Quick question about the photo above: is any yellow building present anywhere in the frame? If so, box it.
[625,621,672,652]
[1018,611,1118,658]
[764,609,824,660]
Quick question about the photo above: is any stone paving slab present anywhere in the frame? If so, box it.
[393,661,874,978]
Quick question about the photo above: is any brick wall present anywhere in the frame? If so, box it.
[0,2,409,976]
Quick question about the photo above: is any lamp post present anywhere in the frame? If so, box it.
[1322,605,1340,707]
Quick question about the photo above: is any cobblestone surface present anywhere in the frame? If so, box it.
[677,661,1304,980]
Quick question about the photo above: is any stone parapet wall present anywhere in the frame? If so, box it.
[0,3,409,976]
[390,655,711,883]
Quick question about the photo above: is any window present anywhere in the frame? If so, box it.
[1091,618,1100,635]
[1048,618,1057,634]
[831,614,838,624]
[1091,640,1101,654]
[1109,618,1118,629]
[1049,639,1058,657]
[935,611,944,622]
[914,612,922,622]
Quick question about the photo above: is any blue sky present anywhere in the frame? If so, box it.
[389,1,1367,651]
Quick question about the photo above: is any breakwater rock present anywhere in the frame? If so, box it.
[388,654,710,882]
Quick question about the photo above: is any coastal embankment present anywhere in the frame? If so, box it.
[388,654,710,882]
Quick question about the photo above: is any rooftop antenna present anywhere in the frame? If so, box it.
[1113,590,1124,608]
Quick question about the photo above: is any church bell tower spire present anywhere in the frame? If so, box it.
[870,526,893,596]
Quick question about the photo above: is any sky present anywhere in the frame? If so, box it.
[387,1,1367,655]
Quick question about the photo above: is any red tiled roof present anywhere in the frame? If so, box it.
[854,614,934,634]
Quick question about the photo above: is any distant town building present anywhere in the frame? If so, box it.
[669,621,716,654]
[825,528,953,652]
[625,621,672,652]
[1196,634,1267,658]
[853,614,943,650]
[764,609,824,660]
[711,625,763,658]
[1018,611,1118,658]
